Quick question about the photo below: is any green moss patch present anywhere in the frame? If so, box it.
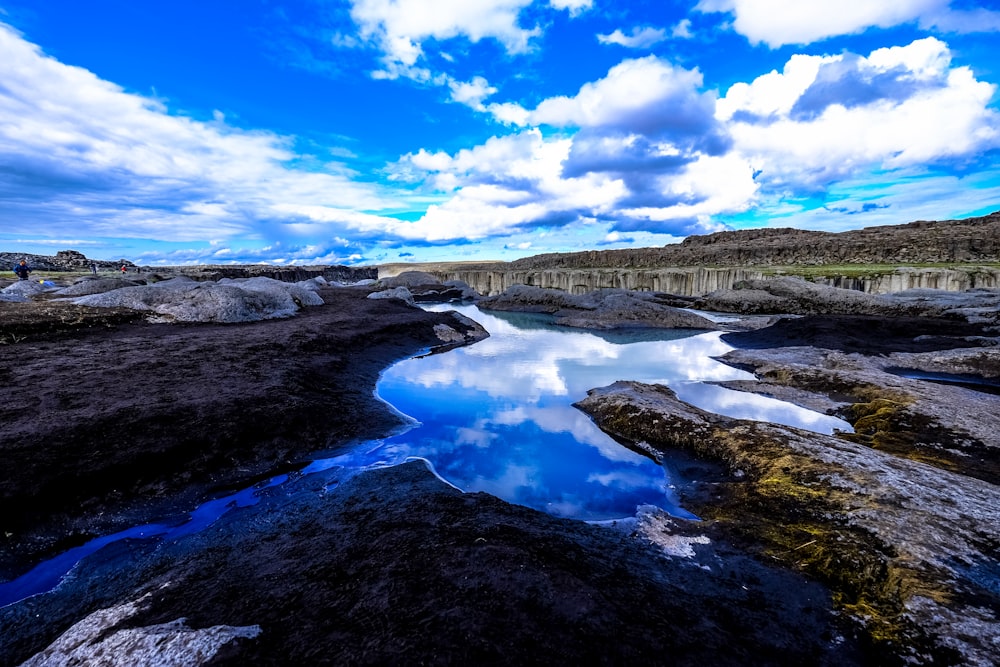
[840,398,999,485]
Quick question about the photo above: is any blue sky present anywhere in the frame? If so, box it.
[1,0,999,266]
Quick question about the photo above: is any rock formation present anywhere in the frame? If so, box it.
[0,250,133,273]
[694,278,1000,326]
[575,377,1000,666]
[376,271,478,302]
[424,266,1000,297]
[511,211,1000,269]
[382,213,1000,296]
[67,276,328,323]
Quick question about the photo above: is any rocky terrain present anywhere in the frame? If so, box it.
[476,284,719,330]
[0,267,998,665]
[399,274,1000,664]
[576,365,999,666]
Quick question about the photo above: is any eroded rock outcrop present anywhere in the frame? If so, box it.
[575,380,1000,666]
[20,592,260,667]
[376,271,477,302]
[0,249,375,284]
[418,265,1000,298]
[513,211,1000,269]
[395,213,1000,297]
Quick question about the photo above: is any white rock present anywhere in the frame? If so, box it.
[21,593,260,667]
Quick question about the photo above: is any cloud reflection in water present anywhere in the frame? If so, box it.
[328,305,849,522]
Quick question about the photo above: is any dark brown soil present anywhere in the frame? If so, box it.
[0,299,146,342]
[0,287,472,576]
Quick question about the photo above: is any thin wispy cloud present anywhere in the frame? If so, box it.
[697,0,1000,47]
[597,27,669,49]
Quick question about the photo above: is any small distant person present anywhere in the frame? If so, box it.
[13,259,31,281]
[121,264,127,275]
[91,263,98,275]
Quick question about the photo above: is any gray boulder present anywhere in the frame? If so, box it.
[696,277,879,315]
[367,286,416,306]
[2,280,58,299]
[378,271,477,302]
[478,285,598,313]
[554,291,718,330]
[378,271,441,288]
[70,277,325,323]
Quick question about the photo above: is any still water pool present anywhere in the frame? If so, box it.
[313,304,850,522]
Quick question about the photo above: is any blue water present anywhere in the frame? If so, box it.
[0,475,286,608]
[0,304,851,607]
[317,306,850,521]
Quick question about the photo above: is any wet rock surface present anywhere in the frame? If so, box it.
[1,461,862,666]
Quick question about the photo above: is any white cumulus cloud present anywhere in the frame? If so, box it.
[550,0,593,15]
[0,23,397,245]
[718,37,1000,189]
[350,0,540,68]
[449,75,499,109]
[396,55,755,239]
[697,0,1000,47]
[530,56,717,136]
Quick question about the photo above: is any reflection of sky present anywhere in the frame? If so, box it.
[322,305,850,522]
